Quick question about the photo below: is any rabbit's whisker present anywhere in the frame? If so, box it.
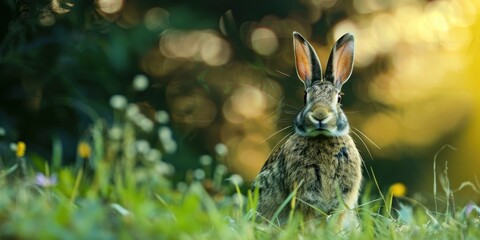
[266,130,294,159]
[262,71,277,91]
[263,125,293,143]
[350,129,373,160]
[263,110,280,121]
[276,69,293,78]
[283,103,301,110]
[350,129,374,180]
[277,120,294,124]
[352,126,381,150]
[283,110,298,115]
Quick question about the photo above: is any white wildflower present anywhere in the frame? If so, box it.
[108,126,123,140]
[155,162,175,176]
[110,95,128,110]
[9,143,17,151]
[214,143,228,157]
[158,127,172,141]
[163,140,177,154]
[229,174,244,186]
[193,169,206,180]
[126,104,140,119]
[132,74,149,91]
[155,110,169,124]
[135,139,150,154]
[139,117,154,133]
[146,149,162,162]
[215,164,228,175]
[199,155,213,166]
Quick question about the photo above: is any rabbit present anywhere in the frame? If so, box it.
[252,32,362,229]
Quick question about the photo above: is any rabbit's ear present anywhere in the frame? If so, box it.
[325,33,355,89]
[293,32,322,88]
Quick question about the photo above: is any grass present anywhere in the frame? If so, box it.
[1,99,480,239]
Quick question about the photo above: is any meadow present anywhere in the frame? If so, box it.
[1,102,479,239]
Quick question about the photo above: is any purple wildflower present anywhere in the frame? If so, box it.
[35,173,57,187]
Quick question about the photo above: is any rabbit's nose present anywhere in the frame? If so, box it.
[307,111,333,128]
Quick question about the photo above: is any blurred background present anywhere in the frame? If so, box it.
[0,0,479,202]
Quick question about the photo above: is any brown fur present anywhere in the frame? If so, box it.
[254,133,362,225]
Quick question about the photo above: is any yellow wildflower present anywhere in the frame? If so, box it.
[390,182,407,197]
[77,141,91,159]
[16,141,26,158]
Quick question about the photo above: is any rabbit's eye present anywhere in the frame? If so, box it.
[337,92,344,103]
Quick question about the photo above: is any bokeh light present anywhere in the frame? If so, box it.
[159,30,231,66]
[250,27,279,56]
[229,86,267,120]
[51,0,73,14]
[144,7,169,32]
[96,0,124,14]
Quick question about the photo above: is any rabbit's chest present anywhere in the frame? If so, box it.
[286,145,356,185]
[282,136,362,209]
